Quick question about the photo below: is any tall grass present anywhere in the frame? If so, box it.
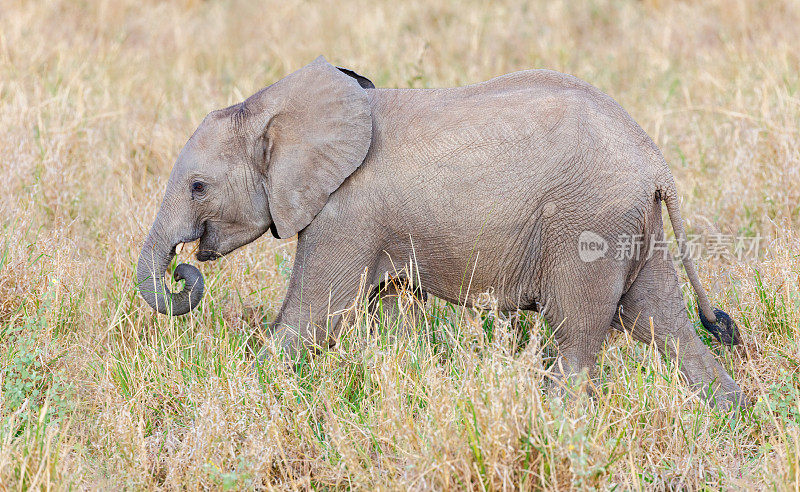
[1,0,799,488]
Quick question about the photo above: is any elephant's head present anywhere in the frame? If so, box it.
[137,56,373,315]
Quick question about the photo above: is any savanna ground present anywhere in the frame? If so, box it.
[1,0,799,489]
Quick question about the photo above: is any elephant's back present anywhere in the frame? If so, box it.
[370,69,659,164]
[373,69,643,127]
[367,70,663,195]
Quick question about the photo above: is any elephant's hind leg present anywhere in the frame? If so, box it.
[614,254,743,409]
[542,260,627,391]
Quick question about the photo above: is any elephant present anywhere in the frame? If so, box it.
[137,56,743,408]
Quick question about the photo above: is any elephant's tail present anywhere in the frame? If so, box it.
[660,178,742,346]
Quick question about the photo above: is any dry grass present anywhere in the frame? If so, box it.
[1,0,799,489]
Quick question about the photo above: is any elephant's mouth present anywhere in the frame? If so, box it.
[188,220,265,263]
[193,221,222,262]
[197,250,220,262]
[171,224,210,260]
[170,239,218,262]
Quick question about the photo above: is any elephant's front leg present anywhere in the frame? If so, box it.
[265,231,381,360]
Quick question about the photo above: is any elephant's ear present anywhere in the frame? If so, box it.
[254,56,373,238]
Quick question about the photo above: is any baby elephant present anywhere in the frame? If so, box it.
[137,56,743,408]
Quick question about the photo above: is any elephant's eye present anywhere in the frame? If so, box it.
[192,181,205,193]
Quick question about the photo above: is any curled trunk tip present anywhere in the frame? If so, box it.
[137,238,204,316]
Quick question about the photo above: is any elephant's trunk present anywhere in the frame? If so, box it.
[137,233,204,316]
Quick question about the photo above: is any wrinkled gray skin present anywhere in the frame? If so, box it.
[138,56,743,408]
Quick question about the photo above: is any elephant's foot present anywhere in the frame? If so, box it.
[676,338,747,410]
